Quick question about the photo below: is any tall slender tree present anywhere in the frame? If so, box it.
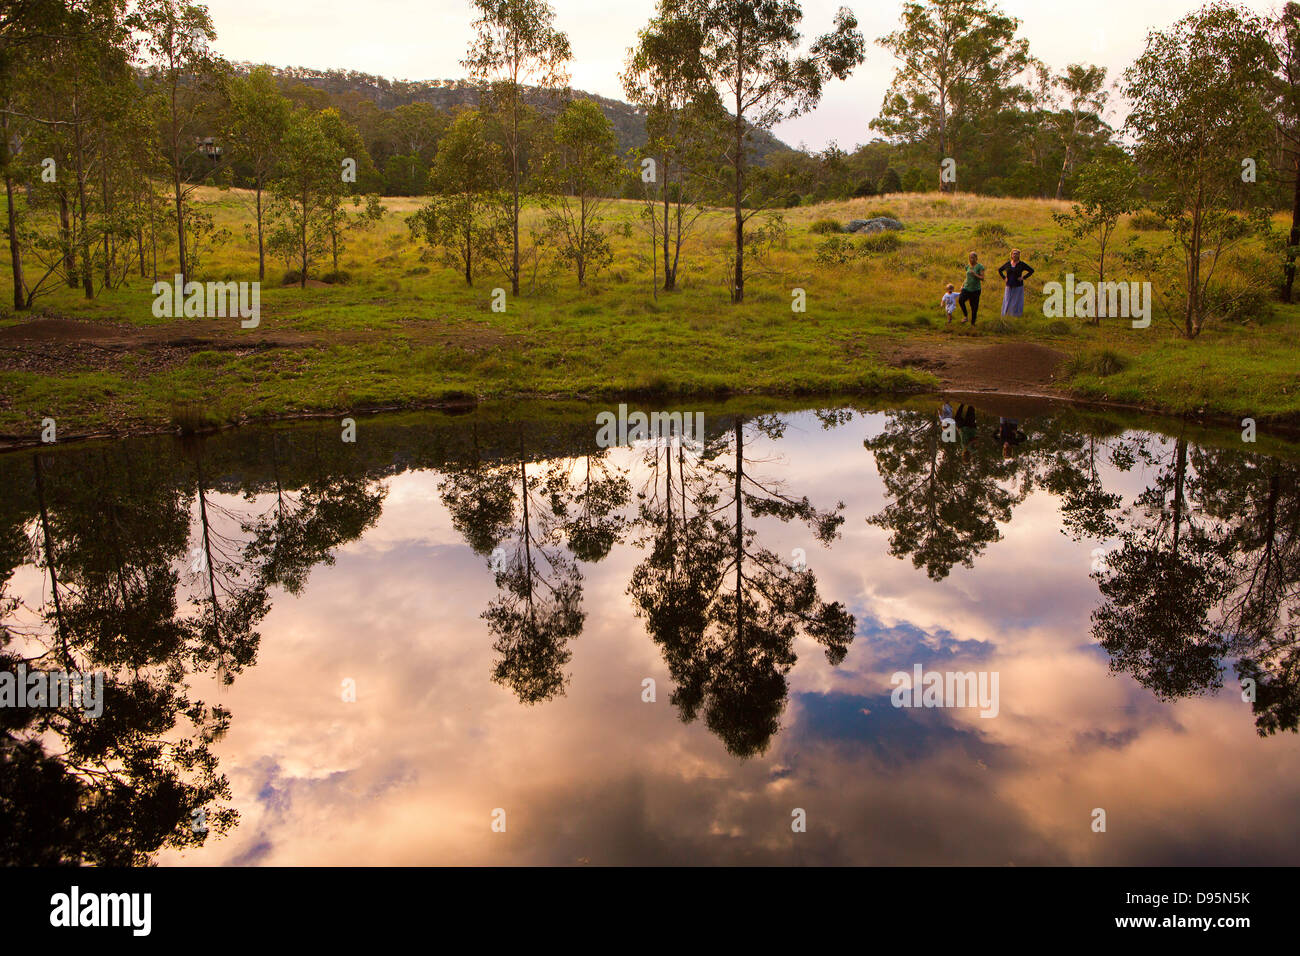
[694,0,865,303]
[462,0,571,296]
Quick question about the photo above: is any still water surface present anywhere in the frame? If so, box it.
[2,399,1298,865]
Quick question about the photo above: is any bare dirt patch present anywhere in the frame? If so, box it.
[0,312,519,376]
[887,340,1068,396]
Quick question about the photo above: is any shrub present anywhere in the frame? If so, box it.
[1129,211,1165,231]
[321,270,351,284]
[852,179,877,198]
[859,231,903,255]
[282,270,303,285]
[974,222,1010,243]
[878,167,903,195]
[1067,349,1129,377]
[1205,284,1275,324]
[810,218,843,235]
[1046,320,1072,336]
[814,236,856,265]
[987,317,1015,333]
[785,193,802,208]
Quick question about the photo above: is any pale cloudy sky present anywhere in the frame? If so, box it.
[201,0,1275,150]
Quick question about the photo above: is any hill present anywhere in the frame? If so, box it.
[235,63,793,162]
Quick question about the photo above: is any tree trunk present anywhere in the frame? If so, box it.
[732,63,744,304]
[172,78,187,286]
[59,188,75,285]
[72,97,93,299]
[255,177,265,282]
[510,66,520,296]
[1285,152,1300,302]
[3,156,25,310]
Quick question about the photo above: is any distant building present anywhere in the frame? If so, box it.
[194,137,222,160]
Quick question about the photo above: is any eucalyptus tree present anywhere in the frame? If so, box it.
[622,2,719,292]
[407,108,506,285]
[136,0,227,286]
[693,0,865,302]
[537,99,623,286]
[1051,63,1108,199]
[269,108,334,287]
[1122,2,1276,338]
[872,0,1031,193]
[462,0,572,296]
[1267,3,1300,301]
[225,66,290,281]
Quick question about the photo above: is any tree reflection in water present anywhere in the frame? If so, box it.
[1,405,1298,865]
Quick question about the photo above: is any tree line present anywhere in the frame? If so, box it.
[1,0,1298,312]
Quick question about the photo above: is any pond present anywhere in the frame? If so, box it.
[2,397,1298,865]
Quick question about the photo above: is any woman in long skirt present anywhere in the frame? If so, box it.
[998,249,1034,317]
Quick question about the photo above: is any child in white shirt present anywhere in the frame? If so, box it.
[941,283,959,324]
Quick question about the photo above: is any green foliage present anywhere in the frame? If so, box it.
[1122,2,1276,337]
[539,99,624,285]
[810,218,843,234]
[1204,284,1276,324]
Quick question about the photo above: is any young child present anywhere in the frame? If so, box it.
[941,283,959,324]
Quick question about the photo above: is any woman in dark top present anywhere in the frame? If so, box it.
[997,248,1034,317]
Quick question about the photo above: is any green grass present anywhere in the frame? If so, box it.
[1,187,1298,439]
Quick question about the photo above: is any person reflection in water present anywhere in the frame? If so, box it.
[997,417,1027,457]
[955,403,978,459]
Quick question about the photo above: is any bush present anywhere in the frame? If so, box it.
[814,236,856,265]
[1046,320,1072,336]
[852,179,877,198]
[974,222,1010,243]
[785,193,802,208]
[987,317,1015,333]
[282,270,303,285]
[859,231,903,255]
[878,167,903,195]
[810,218,843,235]
[1067,349,1130,378]
[1205,285,1275,324]
[1129,211,1165,231]
[321,270,351,284]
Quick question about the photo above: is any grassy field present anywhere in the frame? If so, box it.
[1,187,1297,439]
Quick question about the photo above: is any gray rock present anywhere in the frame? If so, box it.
[846,217,904,234]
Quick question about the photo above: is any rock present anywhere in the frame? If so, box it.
[846,217,904,234]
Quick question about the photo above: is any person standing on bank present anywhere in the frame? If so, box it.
[959,252,984,325]
[998,248,1034,317]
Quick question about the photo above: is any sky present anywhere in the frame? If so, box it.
[198,0,1279,151]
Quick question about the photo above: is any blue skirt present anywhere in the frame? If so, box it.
[1002,285,1025,316]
